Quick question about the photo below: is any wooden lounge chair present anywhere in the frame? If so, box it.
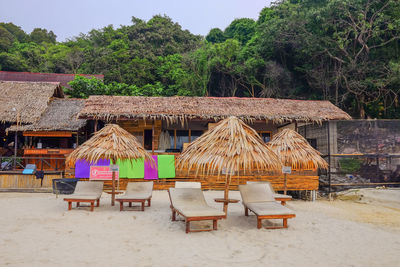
[175,181,201,188]
[116,181,153,211]
[247,181,292,205]
[64,181,103,212]
[239,184,296,229]
[168,188,225,233]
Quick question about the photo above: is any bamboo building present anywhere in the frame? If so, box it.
[0,81,352,191]
[76,96,351,191]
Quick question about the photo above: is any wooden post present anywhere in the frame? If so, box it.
[284,173,287,195]
[223,176,230,216]
[173,130,176,149]
[94,120,98,132]
[111,171,115,206]
[13,132,17,169]
[152,121,155,154]
[111,157,116,206]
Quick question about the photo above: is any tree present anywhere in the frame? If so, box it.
[206,28,226,43]
[30,28,57,44]
[224,18,256,44]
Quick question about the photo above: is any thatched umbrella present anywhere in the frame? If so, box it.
[267,128,328,194]
[176,116,281,215]
[66,124,154,206]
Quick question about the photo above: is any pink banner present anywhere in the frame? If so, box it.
[144,155,158,180]
[90,166,119,180]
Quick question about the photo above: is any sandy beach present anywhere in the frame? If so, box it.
[0,189,399,267]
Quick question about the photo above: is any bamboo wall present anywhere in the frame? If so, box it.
[95,174,319,191]
[0,173,62,189]
[117,120,162,150]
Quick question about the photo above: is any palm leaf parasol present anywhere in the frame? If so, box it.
[66,124,154,206]
[176,116,281,214]
[267,128,328,194]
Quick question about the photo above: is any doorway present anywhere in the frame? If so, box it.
[144,130,152,150]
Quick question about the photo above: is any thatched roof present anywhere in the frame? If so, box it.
[66,124,154,165]
[0,81,64,124]
[7,99,86,132]
[79,96,351,123]
[267,128,328,170]
[176,116,282,176]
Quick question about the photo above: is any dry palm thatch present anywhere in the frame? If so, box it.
[0,81,64,124]
[268,128,328,170]
[176,116,282,214]
[79,96,352,124]
[7,99,86,132]
[66,124,154,206]
[67,124,153,165]
[267,128,328,193]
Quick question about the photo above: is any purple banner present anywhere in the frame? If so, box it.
[75,159,110,178]
[144,155,158,180]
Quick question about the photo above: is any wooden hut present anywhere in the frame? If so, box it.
[7,98,87,171]
[0,81,64,154]
[77,96,351,191]
[0,81,66,189]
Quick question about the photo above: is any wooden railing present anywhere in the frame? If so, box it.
[0,156,66,172]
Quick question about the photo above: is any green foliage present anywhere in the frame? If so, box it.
[224,18,256,44]
[0,26,15,51]
[1,3,400,118]
[30,28,57,44]
[339,158,362,173]
[206,28,226,43]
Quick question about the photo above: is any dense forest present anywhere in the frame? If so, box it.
[1,0,400,118]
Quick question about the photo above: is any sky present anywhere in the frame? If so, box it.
[0,0,272,41]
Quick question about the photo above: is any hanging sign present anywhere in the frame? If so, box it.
[222,167,235,175]
[282,166,292,174]
[90,166,119,180]
[110,164,119,172]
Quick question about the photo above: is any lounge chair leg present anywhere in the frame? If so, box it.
[257,218,262,229]
[213,220,218,230]
[129,202,132,207]
[68,201,72,211]
[141,201,145,211]
[90,202,94,212]
[283,218,288,228]
[77,202,80,207]
[172,210,176,221]
[186,221,190,234]
[96,199,100,207]
[120,201,123,211]
[148,198,151,207]
[245,207,249,216]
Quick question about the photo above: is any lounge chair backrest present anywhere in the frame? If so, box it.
[239,184,275,203]
[126,181,153,194]
[168,188,207,207]
[175,181,201,189]
[74,181,104,195]
[247,181,276,193]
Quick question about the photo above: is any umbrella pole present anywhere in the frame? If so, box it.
[223,176,230,216]
[284,173,287,195]
[112,170,116,206]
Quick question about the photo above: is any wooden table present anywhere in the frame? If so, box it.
[214,198,240,204]
[104,190,124,195]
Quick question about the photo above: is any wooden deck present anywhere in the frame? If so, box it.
[0,173,63,189]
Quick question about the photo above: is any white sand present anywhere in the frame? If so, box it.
[0,190,399,267]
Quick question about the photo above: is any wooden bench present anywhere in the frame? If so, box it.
[168,188,226,233]
[116,197,151,211]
